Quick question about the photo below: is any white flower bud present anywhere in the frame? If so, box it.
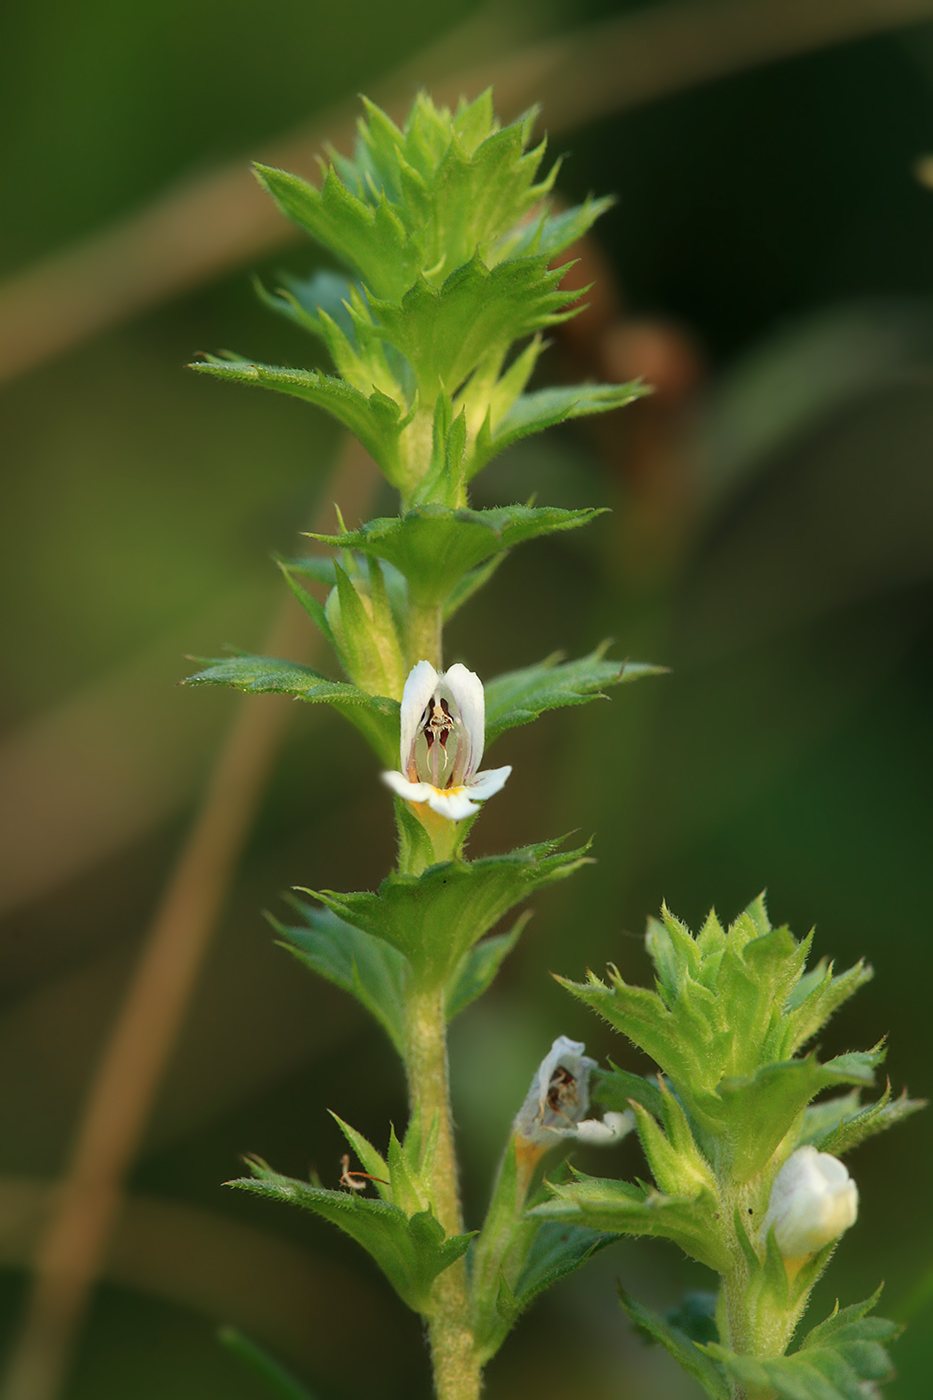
[763,1145,858,1259]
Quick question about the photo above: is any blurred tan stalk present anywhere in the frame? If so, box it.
[1,0,931,387]
[0,439,380,1400]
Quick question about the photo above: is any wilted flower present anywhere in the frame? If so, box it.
[382,660,511,821]
[763,1145,858,1259]
[513,1035,633,1150]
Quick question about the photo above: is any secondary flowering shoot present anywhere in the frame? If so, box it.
[382,660,512,821]
[513,1035,632,1151]
[763,1145,859,1261]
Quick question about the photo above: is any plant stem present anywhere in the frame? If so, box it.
[407,599,443,671]
[404,983,481,1400]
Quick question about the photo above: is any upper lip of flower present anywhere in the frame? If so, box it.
[382,660,511,821]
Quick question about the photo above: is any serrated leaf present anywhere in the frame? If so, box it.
[484,646,666,745]
[300,837,591,989]
[716,1050,884,1182]
[276,559,336,648]
[704,1289,899,1400]
[474,380,650,475]
[513,1221,616,1313]
[230,1160,471,1314]
[533,1173,729,1273]
[782,958,875,1058]
[273,904,410,1055]
[181,654,399,766]
[368,255,572,401]
[309,503,602,608]
[328,1113,392,1203]
[814,1083,926,1157]
[445,913,530,1020]
[191,355,409,486]
[618,1289,729,1400]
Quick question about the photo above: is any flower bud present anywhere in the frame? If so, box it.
[763,1146,858,1259]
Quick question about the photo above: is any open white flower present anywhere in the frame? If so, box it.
[513,1035,634,1149]
[763,1145,858,1259]
[382,660,511,821]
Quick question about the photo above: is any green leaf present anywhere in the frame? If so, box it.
[230,1160,471,1314]
[474,380,651,474]
[190,355,409,487]
[301,837,591,990]
[593,1064,665,1120]
[445,913,530,1021]
[704,1290,900,1400]
[368,255,572,402]
[309,503,603,608]
[533,1172,729,1273]
[273,904,410,1056]
[329,1113,392,1202]
[512,1221,616,1316]
[810,1083,927,1157]
[715,1048,884,1182]
[218,1327,320,1400]
[781,957,875,1058]
[485,646,667,745]
[618,1289,729,1400]
[276,559,336,648]
[181,654,399,767]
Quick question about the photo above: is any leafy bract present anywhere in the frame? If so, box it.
[704,1290,899,1400]
[558,898,885,1169]
[485,645,667,745]
[231,1158,471,1314]
[473,381,650,474]
[804,1082,927,1157]
[254,93,566,301]
[181,653,399,766]
[273,904,410,1055]
[532,1171,730,1273]
[618,1289,729,1400]
[445,914,530,1021]
[190,355,410,487]
[476,1222,615,1364]
[309,503,603,607]
[299,837,591,990]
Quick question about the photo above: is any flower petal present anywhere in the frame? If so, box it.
[424,788,480,821]
[574,1110,634,1145]
[443,663,485,777]
[467,765,512,800]
[399,660,439,773]
[381,770,436,803]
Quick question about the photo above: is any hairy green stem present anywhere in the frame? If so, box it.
[405,984,481,1399]
[407,599,443,671]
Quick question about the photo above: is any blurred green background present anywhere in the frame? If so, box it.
[1,1,932,1397]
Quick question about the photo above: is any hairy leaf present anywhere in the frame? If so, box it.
[181,654,399,766]
[230,1160,471,1314]
[485,646,666,745]
[618,1289,729,1400]
[309,502,602,607]
[301,837,591,989]
[704,1290,899,1400]
[273,904,410,1055]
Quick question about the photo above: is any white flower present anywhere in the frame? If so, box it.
[382,660,511,822]
[763,1145,859,1259]
[513,1036,633,1149]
